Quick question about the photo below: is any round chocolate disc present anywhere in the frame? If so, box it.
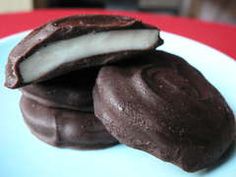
[5,15,163,88]
[20,96,118,149]
[93,51,235,171]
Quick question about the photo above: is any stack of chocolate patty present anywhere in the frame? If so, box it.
[5,15,162,149]
[5,15,235,172]
[20,68,119,149]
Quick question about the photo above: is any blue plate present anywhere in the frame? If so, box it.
[0,31,236,177]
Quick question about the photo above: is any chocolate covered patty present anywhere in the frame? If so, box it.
[5,15,163,88]
[93,51,235,171]
[20,96,118,149]
[21,68,99,112]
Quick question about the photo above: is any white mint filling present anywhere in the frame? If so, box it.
[20,29,159,83]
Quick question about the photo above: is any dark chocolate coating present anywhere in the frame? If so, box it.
[5,15,163,88]
[20,96,118,149]
[93,51,235,171]
[20,68,99,112]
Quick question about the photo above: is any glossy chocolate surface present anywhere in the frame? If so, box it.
[5,15,162,88]
[93,51,235,171]
[20,96,118,149]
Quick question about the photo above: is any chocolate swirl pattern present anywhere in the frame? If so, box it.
[93,51,235,171]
